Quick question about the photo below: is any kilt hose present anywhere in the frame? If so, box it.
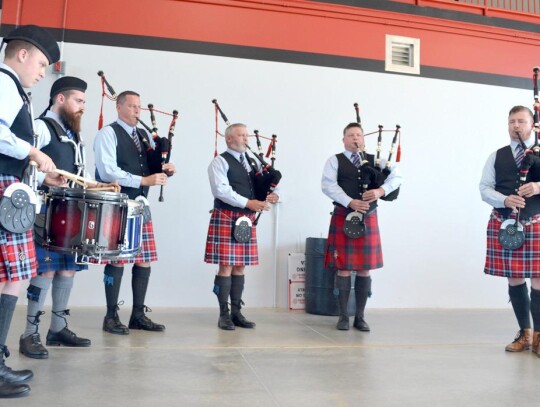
[205,208,258,266]
[324,206,383,271]
[485,210,540,278]
[0,175,38,282]
[96,221,158,265]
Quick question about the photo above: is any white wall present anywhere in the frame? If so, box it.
[15,42,529,308]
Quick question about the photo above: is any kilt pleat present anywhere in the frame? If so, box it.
[324,206,383,271]
[204,209,258,266]
[485,210,540,278]
[0,176,37,282]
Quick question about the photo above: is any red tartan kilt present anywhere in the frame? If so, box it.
[204,208,258,266]
[484,210,540,278]
[324,206,383,271]
[93,221,158,265]
[0,176,38,282]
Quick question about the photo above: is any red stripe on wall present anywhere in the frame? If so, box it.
[2,0,539,79]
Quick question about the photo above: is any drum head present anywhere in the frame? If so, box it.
[498,219,525,250]
[48,186,127,203]
[344,211,365,239]
[233,216,252,243]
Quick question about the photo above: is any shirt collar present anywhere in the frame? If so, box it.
[344,150,362,159]
[226,148,243,161]
[0,63,20,81]
[116,119,136,135]
[44,110,68,133]
[511,137,534,151]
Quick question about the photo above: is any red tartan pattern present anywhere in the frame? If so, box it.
[485,210,540,278]
[204,209,258,266]
[0,176,38,282]
[96,221,158,265]
[324,206,383,271]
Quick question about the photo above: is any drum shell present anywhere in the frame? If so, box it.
[42,187,128,258]
[115,199,144,258]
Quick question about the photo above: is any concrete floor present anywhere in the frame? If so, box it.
[3,307,538,406]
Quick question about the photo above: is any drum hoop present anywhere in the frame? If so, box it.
[48,187,128,203]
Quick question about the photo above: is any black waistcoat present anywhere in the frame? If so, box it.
[335,153,378,212]
[494,145,540,219]
[0,68,33,179]
[39,117,80,175]
[96,123,150,200]
[213,151,255,213]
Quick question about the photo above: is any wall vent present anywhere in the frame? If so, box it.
[385,35,420,75]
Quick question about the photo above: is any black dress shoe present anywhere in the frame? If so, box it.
[0,379,30,399]
[218,313,235,330]
[353,317,370,332]
[46,328,91,347]
[128,315,165,331]
[19,334,48,359]
[0,363,32,385]
[336,315,350,331]
[103,314,129,335]
[231,312,256,328]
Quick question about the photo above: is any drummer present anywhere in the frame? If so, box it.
[19,76,92,360]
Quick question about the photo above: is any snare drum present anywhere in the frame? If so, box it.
[116,199,144,258]
[40,187,128,258]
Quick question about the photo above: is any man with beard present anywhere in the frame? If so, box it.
[19,76,92,360]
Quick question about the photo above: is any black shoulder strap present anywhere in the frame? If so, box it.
[0,68,29,104]
[39,117,69,143]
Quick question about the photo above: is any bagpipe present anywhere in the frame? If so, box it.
[343,103,401,238]
[533,66,540,155]
[498,67,540,250]
[97,71,178,201]
[212,99,282,227]
[353,102,401,201]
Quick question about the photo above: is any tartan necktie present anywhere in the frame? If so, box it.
[131,128,142,153]
[351,153,361,168]
[239,153,250,172]
[515,144,524,167]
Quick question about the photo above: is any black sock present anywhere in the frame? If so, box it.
[132,265,151,317]
[509,283,531,330]
[214,276,232,315]
[230,275,245,314]
[354,276,372,319]
[104,265,124,317]
[530,288,540,332]
[335,275,351,316]
[0,294,18,346]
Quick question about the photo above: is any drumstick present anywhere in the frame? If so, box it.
[53,169,96,186]
[87,186,119,192]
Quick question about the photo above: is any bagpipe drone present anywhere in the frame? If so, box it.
[211,99,282,241]
[343,103,401,239]
[498,66,540,250]
[97,71,178,202]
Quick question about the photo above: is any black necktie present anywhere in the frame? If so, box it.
[131,129,142,153]
[515,144,524,167]
[239,153,250,172]
[351,153,361,168]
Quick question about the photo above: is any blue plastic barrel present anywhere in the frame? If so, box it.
[304,237,355,316]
